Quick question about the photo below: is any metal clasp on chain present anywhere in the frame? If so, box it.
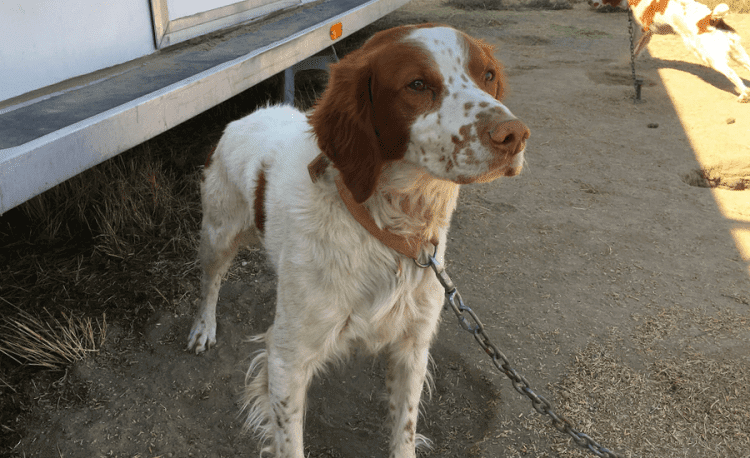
[413,243,437,269]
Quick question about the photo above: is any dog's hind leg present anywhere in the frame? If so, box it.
[728,39,750,102]
[713,59,750,102]
[696,36,750,102]
[187,155,256,353]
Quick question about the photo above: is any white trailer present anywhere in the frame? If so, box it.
[0,0,410,214]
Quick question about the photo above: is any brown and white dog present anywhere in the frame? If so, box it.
[590,0,750,102]
[187,24,529,457]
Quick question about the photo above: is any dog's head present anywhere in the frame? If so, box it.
[310,24,529,203]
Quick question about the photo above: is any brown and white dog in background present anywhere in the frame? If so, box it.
[590,0,750,102]
[187,24,529,457]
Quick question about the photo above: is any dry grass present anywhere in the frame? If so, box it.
[0,305,106,370]
[0,145,204,357]
[0,77,285,452]
[0,80,280,300]
[19,149,201,256]
[519,329,750,458]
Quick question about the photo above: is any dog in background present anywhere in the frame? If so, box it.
[590,0,750,102]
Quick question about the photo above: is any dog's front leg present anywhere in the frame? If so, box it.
[386,344,432,458]
[266,347,309,458]
[244,329,313,458]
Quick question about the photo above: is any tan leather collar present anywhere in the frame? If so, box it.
[307,153,436,260]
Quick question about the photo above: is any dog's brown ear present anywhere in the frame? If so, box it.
[481,42,506,101]
[492,63,506,102]
[310,52,382,203]
[310,30,412,204]
[466,36,506,101]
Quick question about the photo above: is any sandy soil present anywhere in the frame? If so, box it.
[7,2,750,457]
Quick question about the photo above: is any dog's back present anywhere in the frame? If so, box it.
[202,105,318,260]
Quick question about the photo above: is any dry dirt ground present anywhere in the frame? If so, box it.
[3,1,750,457]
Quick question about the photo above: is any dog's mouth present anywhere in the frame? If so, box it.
[454,148,525,184]
[455,165,523,184]
[506,148,526,176]
[504,165,523,177]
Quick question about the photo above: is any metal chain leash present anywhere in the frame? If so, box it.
[422,252,624,458]
[628,7,644,102]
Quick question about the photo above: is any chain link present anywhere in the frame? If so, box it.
[426,253,624,458]
[628,7,643,102]
[628,7,636,87]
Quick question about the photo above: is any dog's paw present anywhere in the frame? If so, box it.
[738,91,750,103]
[187,315,216,354]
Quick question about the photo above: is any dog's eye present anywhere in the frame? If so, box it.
[484,70,495,82]
[408,79,427,91]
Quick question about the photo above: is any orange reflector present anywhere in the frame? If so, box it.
[330,23,343,40]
